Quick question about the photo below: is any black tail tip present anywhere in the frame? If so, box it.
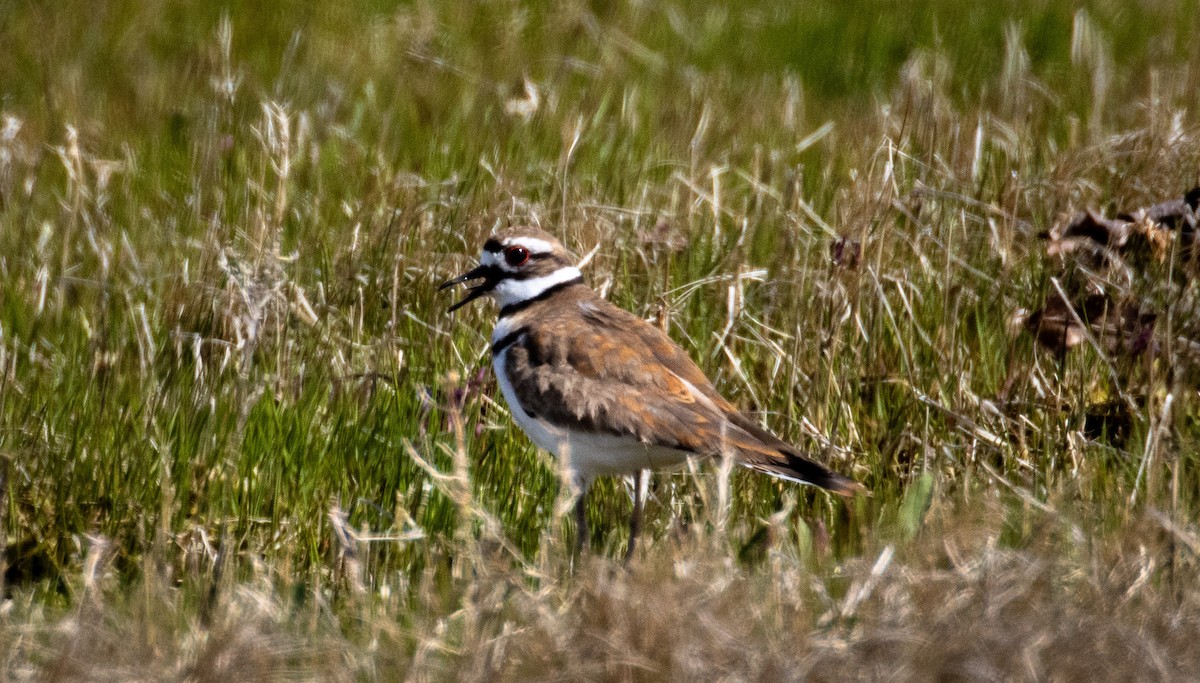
[822,472,869,498]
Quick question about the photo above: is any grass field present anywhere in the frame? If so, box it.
[4,0,1200,679]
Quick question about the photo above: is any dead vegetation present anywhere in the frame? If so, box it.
[11,502,1200,681]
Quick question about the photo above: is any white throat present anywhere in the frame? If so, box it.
[492,266,582,309]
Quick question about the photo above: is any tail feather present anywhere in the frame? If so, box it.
[744,446,865,496]
[723,414,866,496]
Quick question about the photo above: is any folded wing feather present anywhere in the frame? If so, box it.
[501,296,863,495]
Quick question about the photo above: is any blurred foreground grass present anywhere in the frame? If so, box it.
[3,0,1200,678]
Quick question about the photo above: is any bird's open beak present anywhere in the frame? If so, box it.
[439,264,501,312]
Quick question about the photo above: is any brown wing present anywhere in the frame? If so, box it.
[503,294,863,495]
[504,297,721,452]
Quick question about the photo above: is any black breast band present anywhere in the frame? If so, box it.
[491,328,528,356]
[497,276,583,318]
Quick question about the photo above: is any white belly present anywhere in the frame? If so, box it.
[492,345,692,483]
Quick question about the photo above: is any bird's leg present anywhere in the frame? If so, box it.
[624,469,650,564]
[574,489,589,556]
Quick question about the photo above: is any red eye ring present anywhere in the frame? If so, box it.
[504,245,530,267]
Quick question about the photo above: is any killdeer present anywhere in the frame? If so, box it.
[441,227,864,559]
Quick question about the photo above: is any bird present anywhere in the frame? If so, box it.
[440,227,864,561]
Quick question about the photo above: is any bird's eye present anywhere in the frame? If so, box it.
[504,245,530,267]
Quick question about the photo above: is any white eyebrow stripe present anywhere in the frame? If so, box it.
[503,236,559,254]
[492,266,582,309]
